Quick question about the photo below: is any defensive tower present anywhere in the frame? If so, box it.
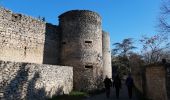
[59,10,103,91]
[102,31,112,78]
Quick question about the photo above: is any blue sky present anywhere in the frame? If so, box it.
[0,0,161,52]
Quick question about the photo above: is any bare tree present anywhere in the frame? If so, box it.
[140,34,170,64]
[159,0,170,35]
[151,0,170,63]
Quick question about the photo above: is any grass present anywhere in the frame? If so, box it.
[48,88,105,100]
[48,91,89,100]
[88,88,105,96]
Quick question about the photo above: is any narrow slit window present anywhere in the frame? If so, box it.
[85,40,92,43]
[24,47,27,56]
[62,42,66,44]
[85,65,93,69]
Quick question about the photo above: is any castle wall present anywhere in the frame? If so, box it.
[145,65,167,100]
[102,31,112,78]
[0,60,73,100]
[0,6,112,92]
[43,23,60,65]
[0,7,60,64]
[59,10,103,91]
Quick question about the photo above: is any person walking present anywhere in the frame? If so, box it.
[126,73,134,99]
[104,75,112,99]
[113,74,122,99]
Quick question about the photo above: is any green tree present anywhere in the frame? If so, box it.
[112,38,136,76]
[112,38,136,57]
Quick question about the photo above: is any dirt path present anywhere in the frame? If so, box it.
[85,85,138,100]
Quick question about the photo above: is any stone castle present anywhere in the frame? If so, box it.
[0,6,112,99]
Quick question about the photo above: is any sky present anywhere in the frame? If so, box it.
[0,0,162,52]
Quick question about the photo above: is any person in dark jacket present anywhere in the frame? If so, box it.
[113,74,122,99]
[126,73,134,99]
[104,75,112,99]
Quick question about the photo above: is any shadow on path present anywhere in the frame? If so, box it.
[85,84,138,100]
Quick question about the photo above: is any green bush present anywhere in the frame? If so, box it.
[48,91,88,100]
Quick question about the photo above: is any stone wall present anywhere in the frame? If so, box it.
[0,7,60,64]
[145,65,167,100]
[132,62,170,100]
[165,63,170,100]
[0,60,73,100]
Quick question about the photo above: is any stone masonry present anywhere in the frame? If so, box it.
[0,7,45,64]
[0,60,73,100]
[0,6,112,94]
[102,31,112,78]
[145,65,167,100]
[59,10,103,91]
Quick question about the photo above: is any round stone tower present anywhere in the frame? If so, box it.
[102,31,112,78]
[59,10,103,91]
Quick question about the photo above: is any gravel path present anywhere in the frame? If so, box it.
[85,84,138,100]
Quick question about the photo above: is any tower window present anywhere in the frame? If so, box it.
[24,46,27,56]
[85,65,93,69]
[62,41,66,44]
[85,40,92,43]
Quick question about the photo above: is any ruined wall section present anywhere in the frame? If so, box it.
[0,60,73,100]
[145,65,167,100]
[59,10,103,91]
[0,7,60,64]
[102,31,112,78]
